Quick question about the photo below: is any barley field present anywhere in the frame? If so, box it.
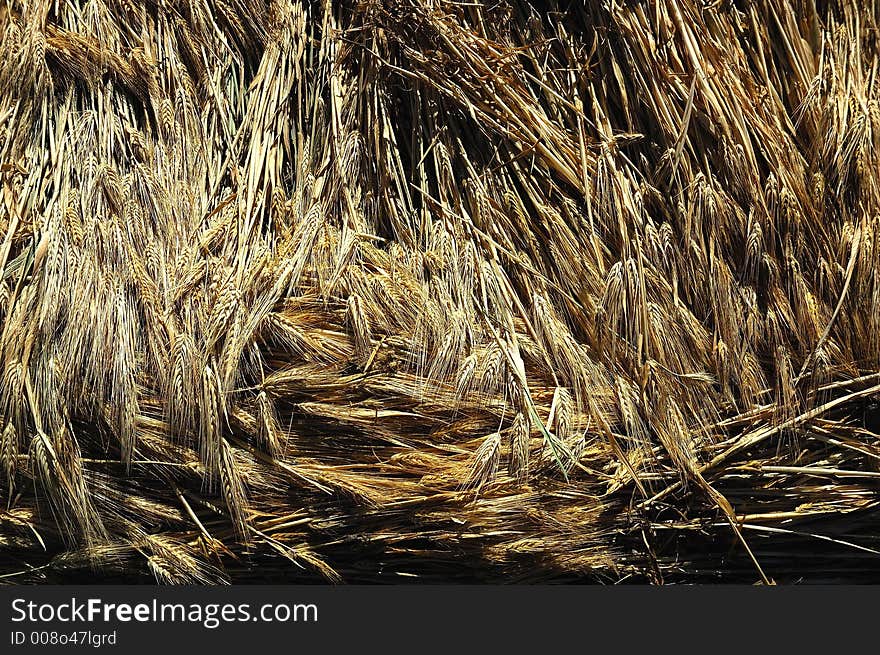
[1,0,880,583]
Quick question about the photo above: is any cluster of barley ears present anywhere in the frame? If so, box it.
[1,0,880,583]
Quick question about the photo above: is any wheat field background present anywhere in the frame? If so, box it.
[1,0,880,583]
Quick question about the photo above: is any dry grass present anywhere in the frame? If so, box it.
[1,0,880,583]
